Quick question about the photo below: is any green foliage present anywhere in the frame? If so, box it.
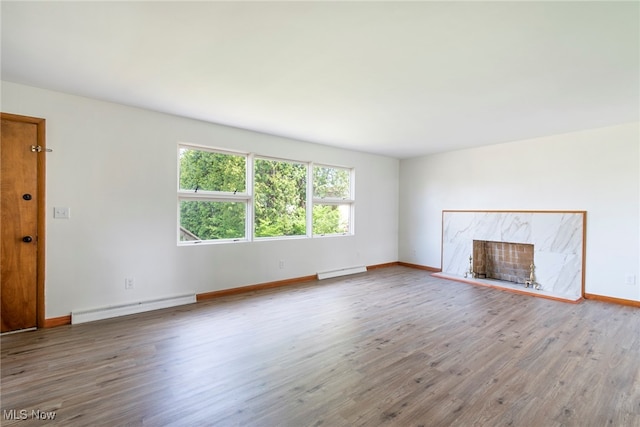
[313,204,345,235]
[179,149,246,240]
[179,149,351,240]
[254,159,306,237]
[313,166,350,199]
[179,149,245,192]
[180,201,245,240]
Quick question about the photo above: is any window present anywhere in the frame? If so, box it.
[254,157,307,238]
[177,144,355,244]
[312,165,354,236]
[178,146,249,242]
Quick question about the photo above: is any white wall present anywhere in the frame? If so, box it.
[4,81,637,317]
[399,122,640,301]
[2,82,399,318]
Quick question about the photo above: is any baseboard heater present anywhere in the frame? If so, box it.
[71,293,196,324]
[317,266,367,280]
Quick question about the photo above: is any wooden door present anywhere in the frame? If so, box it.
[1,113,46,333]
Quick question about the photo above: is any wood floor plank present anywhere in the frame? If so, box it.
[1,266,639,426]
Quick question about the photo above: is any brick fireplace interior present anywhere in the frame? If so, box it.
[473,240,534,284]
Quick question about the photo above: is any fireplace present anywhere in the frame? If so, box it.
[438,210,586,302]
[472,240,533,284]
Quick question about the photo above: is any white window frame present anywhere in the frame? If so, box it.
[311,163,355,237]
[253,155,309,240]
[177,144,355,244]
[177,144,251,245]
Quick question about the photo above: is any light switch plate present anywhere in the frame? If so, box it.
[53,207,70,219]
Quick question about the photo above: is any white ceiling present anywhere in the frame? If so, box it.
[2,1,638,158]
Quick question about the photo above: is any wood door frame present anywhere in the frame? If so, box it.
[1,112,46,327]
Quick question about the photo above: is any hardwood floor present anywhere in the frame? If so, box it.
[2,266,639,426]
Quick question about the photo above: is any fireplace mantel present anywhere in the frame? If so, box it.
[438,210,586,302]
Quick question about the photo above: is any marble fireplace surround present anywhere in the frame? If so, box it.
[436,210,586,302]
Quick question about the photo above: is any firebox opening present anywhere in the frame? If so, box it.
[472,240,534,284]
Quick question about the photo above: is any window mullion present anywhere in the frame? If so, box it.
[248,153,254,241]
[307,162,314,237]
[312,197,355,204]
[350,168,355,235]
[178,192,250,202]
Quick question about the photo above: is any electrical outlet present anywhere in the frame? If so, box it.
[625,275,636,286]
[125,277,135,290]
[278,260,285,269]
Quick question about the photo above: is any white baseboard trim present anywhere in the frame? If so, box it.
[71,293,196,324]
[317,266,367,280]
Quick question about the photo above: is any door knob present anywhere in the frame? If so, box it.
[22,236,33,243]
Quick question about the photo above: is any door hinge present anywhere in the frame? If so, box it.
[30,145,53,153]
